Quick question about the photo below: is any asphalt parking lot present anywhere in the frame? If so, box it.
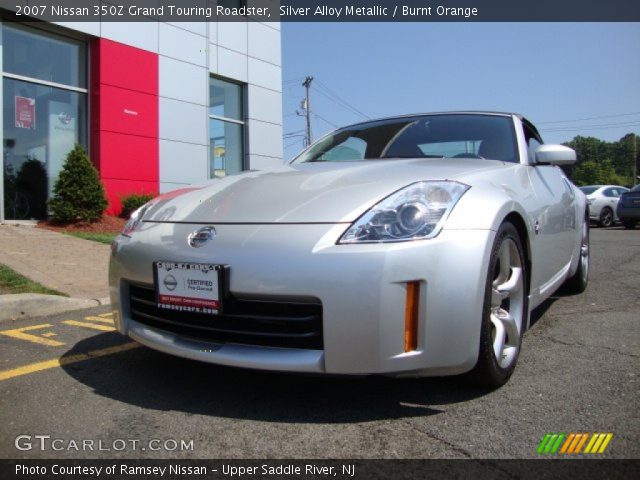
[0,228,638,460]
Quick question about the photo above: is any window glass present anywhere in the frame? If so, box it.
[603,188,615,197]
[210,119,243,177]
[295,114,518,163]
[317,137,366,161]
[209,77,242,121]
[3,78,87,219]
[579,186,598,195]
[527,137,541,164]
[420,141,481,158]
[209,77,244,178]
[3,24,86,88]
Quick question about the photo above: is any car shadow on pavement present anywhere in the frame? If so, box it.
[529,296,558,328]
[60,333,495,424]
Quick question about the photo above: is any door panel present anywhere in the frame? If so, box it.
[527,165,576,291]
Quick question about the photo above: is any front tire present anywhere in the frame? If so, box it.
[599,207,613,228]
[562,212,590,294]
[621,219,637,229]
[472,222,528,388]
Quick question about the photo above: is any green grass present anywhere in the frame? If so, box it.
[64,232,118,244]
[0,264,66,296]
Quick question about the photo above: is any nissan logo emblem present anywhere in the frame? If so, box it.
[163,274,178,291]
[188,226,216,248]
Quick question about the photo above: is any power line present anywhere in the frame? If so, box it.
[282,77,306,85]
[314,80,370,120]
[537,112,640,125]
[540,121,640,132]
[314,113,339,128]
[312,86,367,120]
[284,139,304,150]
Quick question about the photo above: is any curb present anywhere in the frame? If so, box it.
[0,294,112,323]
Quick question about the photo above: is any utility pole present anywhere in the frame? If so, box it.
[633,133,637,184]
[302,76,313,147]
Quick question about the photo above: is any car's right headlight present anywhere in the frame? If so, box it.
[121,201,155,237]
[339,181,470,243]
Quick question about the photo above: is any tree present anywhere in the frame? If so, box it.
[16,158,48,219]
[48,144,107,223]
[571,159,627,186]
[563,133,637,187]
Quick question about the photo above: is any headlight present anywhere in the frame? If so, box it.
[121,201,154,237]
[339,181,470,243]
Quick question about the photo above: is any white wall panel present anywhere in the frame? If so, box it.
[159,23,207,67]
[248,120,283,159]
[165,22,207,37]
[160,140,208,185]
[160,98,208,145]
[218,21,247,54]
[208,44,218,73]
[208,22,218,44]
[248,22,281,66]
[247,85,282,125]
[248,57,281,91]
[159,56,208,105]
[218,47,248,83]
[101,22,159,53]
[53,22,101,37]
[249,154,285,171]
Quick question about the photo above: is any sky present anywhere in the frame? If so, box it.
[281,22,640,160]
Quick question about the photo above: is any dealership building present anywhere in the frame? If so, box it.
[0,9,283,221]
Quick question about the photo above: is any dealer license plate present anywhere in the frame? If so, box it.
[154,261,222,313]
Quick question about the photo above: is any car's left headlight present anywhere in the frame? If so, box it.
[339,181,470,243]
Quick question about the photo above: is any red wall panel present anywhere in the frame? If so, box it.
[97,39,158,95]
[99,85,158,138]
[90,38,158,215]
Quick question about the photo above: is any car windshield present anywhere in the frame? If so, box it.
[579,186,599,195]
[293,114,519,163]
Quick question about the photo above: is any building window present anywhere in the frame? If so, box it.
[209,76,244,178]
[2,23,87,220]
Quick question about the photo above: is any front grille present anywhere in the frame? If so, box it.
[128,283,323,350]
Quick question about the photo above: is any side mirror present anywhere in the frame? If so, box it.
[535,144,576,165]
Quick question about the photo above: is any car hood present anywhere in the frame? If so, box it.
[144,158,507,224]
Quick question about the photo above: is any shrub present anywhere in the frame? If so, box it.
[48,144,107,223]
[120,193,155,218]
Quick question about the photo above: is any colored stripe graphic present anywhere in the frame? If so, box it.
[538,433,613,454]
[537,433,566,454]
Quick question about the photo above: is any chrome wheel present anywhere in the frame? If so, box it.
[599,208,613,228]
[561,211,590,294]
[579,217,589,285]
[473,222,528,387]
[490,238,525,369]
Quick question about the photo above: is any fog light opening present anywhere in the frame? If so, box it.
[404,281,420,352]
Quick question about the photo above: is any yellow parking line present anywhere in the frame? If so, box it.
[0,342,141,381]
[0,324,65,347]
[62,320,115,332]
[83,316,114,324]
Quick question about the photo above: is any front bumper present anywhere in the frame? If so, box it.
[109,222,495,376]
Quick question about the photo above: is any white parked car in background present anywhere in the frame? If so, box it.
[580,185,629,227]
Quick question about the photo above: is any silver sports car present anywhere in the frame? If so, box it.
[109,112,589,387]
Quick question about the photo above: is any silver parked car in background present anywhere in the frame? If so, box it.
[110,112,589,388]
[580,185,629,227]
